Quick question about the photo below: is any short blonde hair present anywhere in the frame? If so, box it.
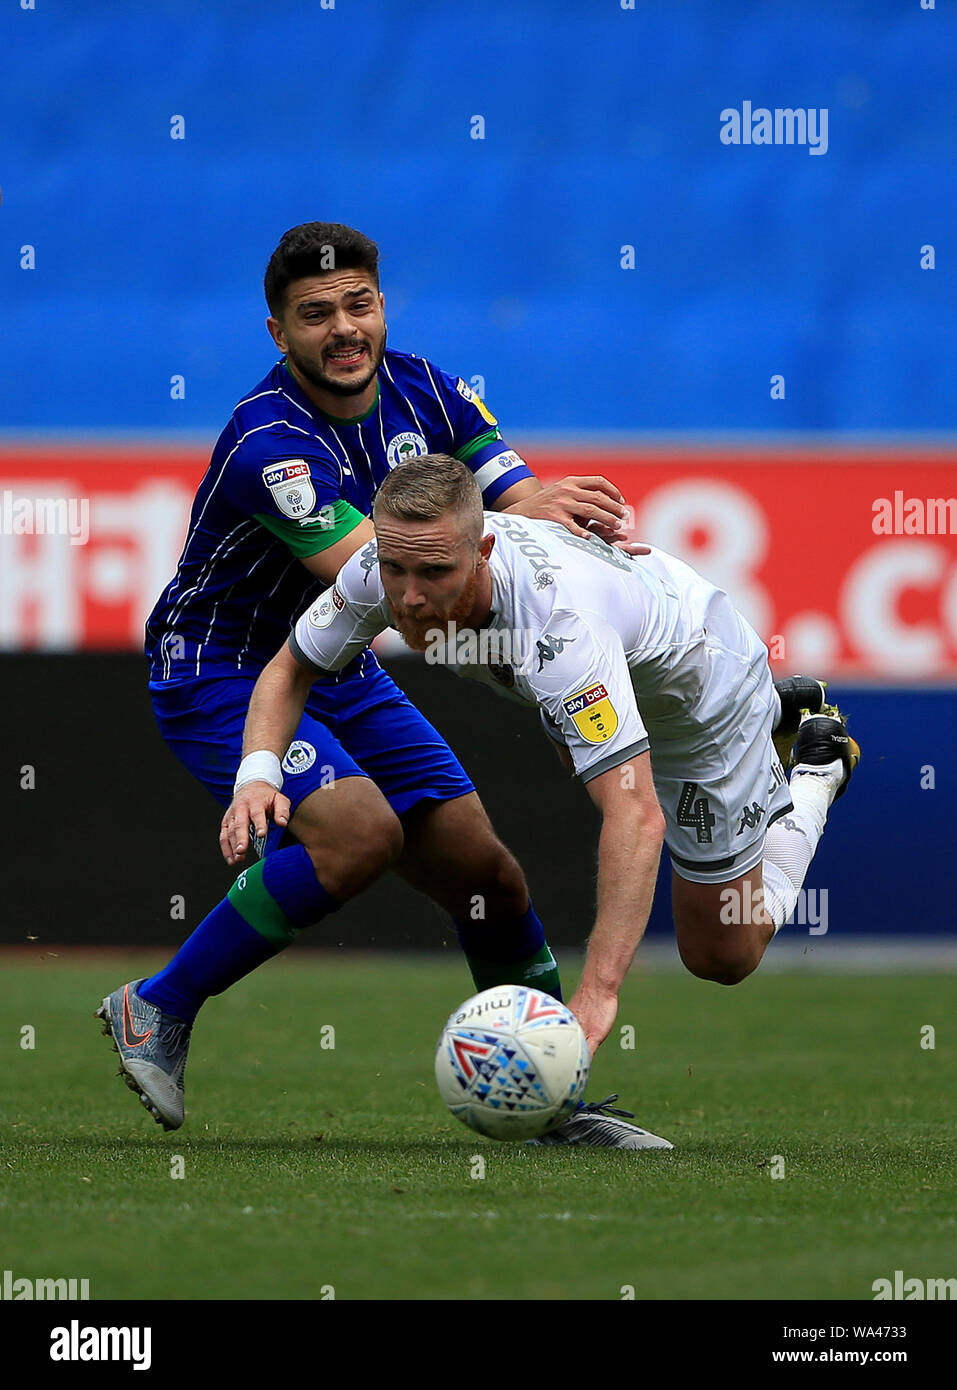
[373,454,483,542]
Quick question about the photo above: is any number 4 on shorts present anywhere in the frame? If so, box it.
[677,782,716,844]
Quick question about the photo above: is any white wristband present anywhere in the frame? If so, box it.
[234,751,284,794]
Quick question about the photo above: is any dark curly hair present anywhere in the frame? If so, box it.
[264,222,380,316]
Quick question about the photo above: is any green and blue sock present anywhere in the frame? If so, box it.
[454,900,562,1000]
[138,845,340,1023]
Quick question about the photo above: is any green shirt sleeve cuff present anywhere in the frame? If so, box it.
[254,499,366,556]
[454,427,503,464]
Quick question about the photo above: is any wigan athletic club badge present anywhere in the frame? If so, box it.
[386,432,428,469]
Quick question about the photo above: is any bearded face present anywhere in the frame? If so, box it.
[391,562,481,652]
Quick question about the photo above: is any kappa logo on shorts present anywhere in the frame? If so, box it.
[562,683,618,743]
[282,741,317,775]
[735,801,765,836]
[262,460,317,519]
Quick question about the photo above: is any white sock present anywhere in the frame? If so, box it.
[761,758,841,931]
[789,755,845,830]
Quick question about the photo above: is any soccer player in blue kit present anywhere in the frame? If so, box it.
[98,222,660,1146]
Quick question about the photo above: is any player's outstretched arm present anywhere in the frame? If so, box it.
[497,473,626,539]
[219,643,316,867]
[568,753,665,1056]
[496,474,650,555]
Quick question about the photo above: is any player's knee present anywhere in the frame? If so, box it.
[298,798,403,900]
[358,804,405,866]
[703,960,756,987]
[678,944,761,986]
[473,841,528,918]
[341,806,403,893]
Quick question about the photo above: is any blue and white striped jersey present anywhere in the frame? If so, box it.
[145,349,532,682]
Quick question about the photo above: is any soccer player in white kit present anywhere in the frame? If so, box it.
[223,456,860,1063]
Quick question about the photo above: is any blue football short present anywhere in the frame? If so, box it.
[150,658,475,827]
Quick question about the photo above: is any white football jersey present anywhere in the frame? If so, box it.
[290,513,770,784]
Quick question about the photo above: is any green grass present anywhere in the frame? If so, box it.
[1,951,954,1300]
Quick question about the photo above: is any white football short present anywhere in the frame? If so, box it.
[649,641,792,885]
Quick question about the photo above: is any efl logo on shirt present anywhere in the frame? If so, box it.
[307,586,346,628]
[261,460,317,519]
[562,683,619,743]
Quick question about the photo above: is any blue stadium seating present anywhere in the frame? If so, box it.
[1,0,954,431]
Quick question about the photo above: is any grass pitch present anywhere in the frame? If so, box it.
[1,950,954,1301]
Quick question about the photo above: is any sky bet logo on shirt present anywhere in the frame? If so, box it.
[261,460,317,519]
[562,683,618,743]
[455,378,498,427]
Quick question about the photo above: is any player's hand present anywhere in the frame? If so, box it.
[220,781,291,867]
[505,475,629,540]
[608,537,651,557]
[567,983,619,1058]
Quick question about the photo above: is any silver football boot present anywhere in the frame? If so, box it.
[96,980,191,1131]
[528,1094,674,1149]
